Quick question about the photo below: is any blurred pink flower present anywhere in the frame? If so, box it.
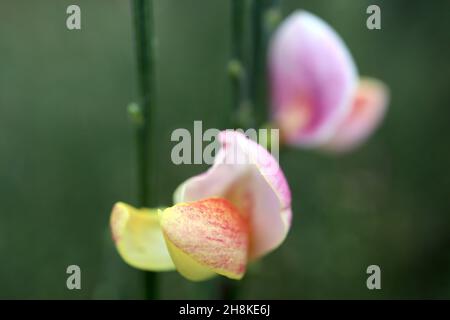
[269,11,358,147]
[269,11,389,151]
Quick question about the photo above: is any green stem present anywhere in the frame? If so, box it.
[251,0,283,127]
[250,0,263,95]
[221,0,283,300]
[220,0,264,300]
[250,0,265,126]
[220,0,250,300]
[229,0,253,129]
[231,0,245,67]
[132,0,158,300]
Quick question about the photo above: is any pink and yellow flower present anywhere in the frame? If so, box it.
[110,131,292,281]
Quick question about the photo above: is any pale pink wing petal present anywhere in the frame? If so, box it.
[269,11,358,146]
[221,131,291,258]
[173,149,248,204]
[323,78,389,152]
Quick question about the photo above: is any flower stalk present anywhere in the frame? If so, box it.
[222,0,276,299]
[229,0,254,129]
[131,0,158,299]
[223,0,250,298]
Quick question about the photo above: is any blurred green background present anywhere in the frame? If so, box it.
[1,0,449,299]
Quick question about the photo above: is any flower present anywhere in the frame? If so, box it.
[269,11,389,151]
[269,11,358,147]
[110,131,292,281]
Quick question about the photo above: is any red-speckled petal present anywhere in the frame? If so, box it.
[160,198,249,281]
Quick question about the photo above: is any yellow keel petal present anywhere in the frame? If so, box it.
[110,202,175,271]
[165,238,216,281]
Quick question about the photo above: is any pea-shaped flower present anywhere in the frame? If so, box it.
[269,11,358,147]
[110,131,292,281]
[269,11,389,151]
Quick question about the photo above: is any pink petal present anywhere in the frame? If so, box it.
[269,11,358,146]
[323,77,389,152]
[174,130,292,259]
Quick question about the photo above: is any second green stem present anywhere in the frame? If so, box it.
[132,0,158,300]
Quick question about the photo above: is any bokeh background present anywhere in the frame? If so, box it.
[1,0,449,299]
